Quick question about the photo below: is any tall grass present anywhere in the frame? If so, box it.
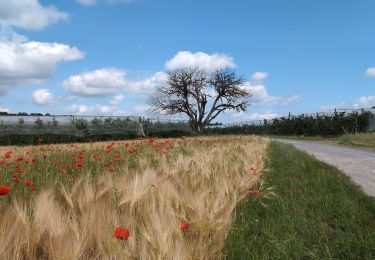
[225,141,375,258]
[0,136,268,259]
[338,132,375,149]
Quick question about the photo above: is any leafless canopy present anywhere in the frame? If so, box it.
[150,68,251,131]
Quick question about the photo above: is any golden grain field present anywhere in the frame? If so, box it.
[0,135,268,259]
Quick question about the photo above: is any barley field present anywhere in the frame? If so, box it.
[0,135,269,259]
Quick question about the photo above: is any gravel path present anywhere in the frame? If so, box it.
[276,139,375,197]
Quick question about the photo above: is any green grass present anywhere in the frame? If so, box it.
[270,132,375,150]
[224,141,375,259]
[337,132,375,150]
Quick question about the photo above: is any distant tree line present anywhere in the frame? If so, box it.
[204,110,373,137]
[0,112,49,116]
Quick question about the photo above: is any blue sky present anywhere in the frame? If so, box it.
[0,0,374,122]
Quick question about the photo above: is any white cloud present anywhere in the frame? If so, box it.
[0,29,84,95]
[165,51,236,71]
[251,72,269,83]
[232,110,278,121]
[248,84,281,104]
[63,69,166,97]
[282,95,301,106]
[126,72,167,94]
[68,104,95,114]
[249,111,278,120]
[68,103,121,115]
[32,89,54,105]
[241,72,280,104]
[68,95,126,115]
[0,0,68,30]
[366,67,375,77]
[110,94,125,105]
[321,96,375,111]
[76,0,97,6]
[0,26,27,43]
[0,107,10,113]
[239,72,299,107]
[63,68,127,97]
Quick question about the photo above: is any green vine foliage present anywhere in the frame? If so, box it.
[204,111,373,137]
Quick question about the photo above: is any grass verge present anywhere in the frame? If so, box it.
[270,132,375,150]
[224,141,375,259]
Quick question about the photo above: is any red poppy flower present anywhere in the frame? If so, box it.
[31,183,36,191]
[25,180,31,187]
[17,157,24,162]
[5,151,12,159]
[113,227,131,240]
[109,167,115,173]
[60,168,68,174]
[148,138,155,144]
[0,186,12,196]
[128,148,137,153]
[76,162,84,168]
[160,151,168,156]
[251,189,260,197]
[178,221,190,230]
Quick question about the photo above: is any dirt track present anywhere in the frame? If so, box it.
[276,139,375,197]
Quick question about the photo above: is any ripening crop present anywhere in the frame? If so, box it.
[0,135,269,259]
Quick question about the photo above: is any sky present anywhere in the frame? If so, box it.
[0,0,374,123]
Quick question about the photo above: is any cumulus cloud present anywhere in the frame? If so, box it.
[366,67,375,77]
[0,0,68,30]
[248,84,281,104]
[237,72,280,105]
[0,29,84,95]
[110,94,125,105]
[248,111,278,120]
[321,96,375,111]
[165,51,236,71]
[32,89,55,105]
[238,72,300,107]
[63,68,127,97]
[232,110,278,121]
[68,95,126,115]
[251,72,269,83]
[125,72,167,94]
[0,107,10,113]
[63,68,167,97]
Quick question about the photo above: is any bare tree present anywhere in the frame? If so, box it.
[150,68,251,132]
